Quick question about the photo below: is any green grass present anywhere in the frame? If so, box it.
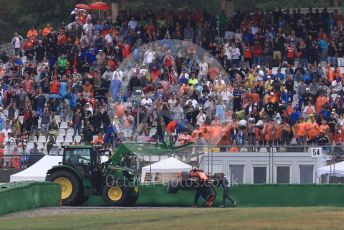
[2,207,344,230]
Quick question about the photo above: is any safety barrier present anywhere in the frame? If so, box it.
[83,184,344,207]
[230,184,344,207]
[0,181,60,216]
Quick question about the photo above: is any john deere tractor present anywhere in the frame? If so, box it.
[46,140,192,206]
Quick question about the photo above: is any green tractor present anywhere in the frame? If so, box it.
[46,141,192,206]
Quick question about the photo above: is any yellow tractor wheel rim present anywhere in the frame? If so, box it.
[108,186,123,201]
[54,177,73,200]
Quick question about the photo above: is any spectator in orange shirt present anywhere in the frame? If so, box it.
[83,80,94,96]
[177,132,192,145]
[326,64,334,81]
[43,23,53,36]
[315,94,328,114]
[250,91,260,104]
[22,76,34,95]
[50,77,60,94]
[306,115,320,145]
[26,26,38,39]
[263,119,276,146]
[191,125,202,142]
[93,133,104,144]
[50,78,60,95]
[319,120,330,134]
[333,66,341,79]
[294,117,307,146]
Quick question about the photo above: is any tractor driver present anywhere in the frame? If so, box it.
[67,151,81,165]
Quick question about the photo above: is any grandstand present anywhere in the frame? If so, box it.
[0,1,343,187]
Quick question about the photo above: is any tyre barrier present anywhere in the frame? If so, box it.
[0,182,60,216]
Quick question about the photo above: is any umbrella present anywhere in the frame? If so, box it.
[90,1,111,10]
[75,3,91,10]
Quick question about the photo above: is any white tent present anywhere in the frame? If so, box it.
[141,157,192,183]
[10,156,62,182]
[317,161,344,178]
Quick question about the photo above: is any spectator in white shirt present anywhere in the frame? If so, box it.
[198,59,209,79]
[11,32,23,56]
[196,109,207,126]
[230,44,241,66]
[179,69,189,80]
[83,19,93,34]
[331,77,342,94]
[141,95,153,111]
[143,48,155,65]
[128,17,138,31]
[221,87,234,110]
[104,33,114,45]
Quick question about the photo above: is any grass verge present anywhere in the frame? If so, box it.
[2,207,344,230]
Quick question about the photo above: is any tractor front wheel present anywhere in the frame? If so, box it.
[102,185,129,206]
[47,170,84,206]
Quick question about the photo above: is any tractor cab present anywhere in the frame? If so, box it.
[62,145,111,187]
[63,146,99,177]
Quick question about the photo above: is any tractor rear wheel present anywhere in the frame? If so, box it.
[102,185,129,206]
[47,170,84,206]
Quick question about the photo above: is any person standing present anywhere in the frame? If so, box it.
[72,109,82,137]
[11,32,23,56]
[40,108,50,137]
[82,122,93,145]
[218,173,236,207]
[306,114,320,145]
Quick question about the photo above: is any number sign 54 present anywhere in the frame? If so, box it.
[310,148,322,158]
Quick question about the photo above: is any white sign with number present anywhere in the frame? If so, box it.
[310,148,322,158]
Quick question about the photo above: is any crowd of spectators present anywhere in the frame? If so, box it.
[1,6,344,167]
